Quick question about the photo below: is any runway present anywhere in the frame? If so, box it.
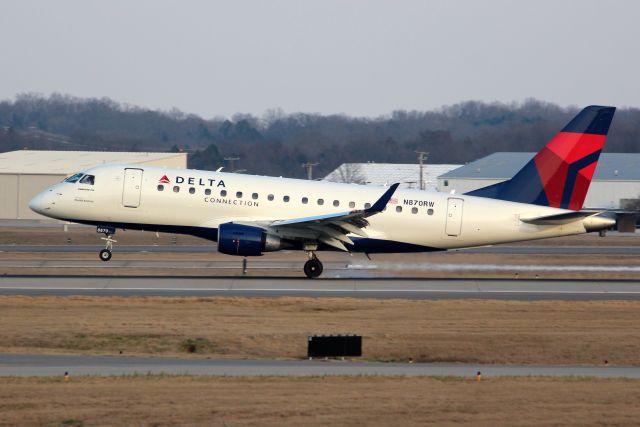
[1,353,638,378]
[3,259,640,274]
[2,276,640,300]
[1,244,640,254]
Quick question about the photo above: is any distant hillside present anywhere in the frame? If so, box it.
[1,93,639,178]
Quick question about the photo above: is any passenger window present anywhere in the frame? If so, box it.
[411,207,418,214]
[283,195,290,202]
[302,197,308,204]
[205,189,211,196]
[189,187,195,194]
[333,200,339,207]
[268,194,274,201]
[365,203,371,209]
[173,186,180,193]
[157,185,164,191]
[79,175,95,185]
[349,201,355,208]
[427,208,434,215]
[220,190,227,197]
[396,206,402,213]
[236,191,243,198]
[317,199,324,205]
[252,193,259,200]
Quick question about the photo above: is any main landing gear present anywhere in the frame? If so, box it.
[304,252,323,279]
[97,226,117,262]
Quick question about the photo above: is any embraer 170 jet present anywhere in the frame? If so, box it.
[29,106,617,278]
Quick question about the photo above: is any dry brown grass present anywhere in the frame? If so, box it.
[2,296,639,365]
[1,375,640,426]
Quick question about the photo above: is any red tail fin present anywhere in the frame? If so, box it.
[467,105,616,210]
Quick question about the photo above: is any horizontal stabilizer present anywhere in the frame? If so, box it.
[521,210,616,232]
[520,211,596,225]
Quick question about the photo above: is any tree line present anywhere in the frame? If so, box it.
[1,93,638,178]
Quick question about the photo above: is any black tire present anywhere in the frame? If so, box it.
[99,249,112,262]
[304,259,323,278]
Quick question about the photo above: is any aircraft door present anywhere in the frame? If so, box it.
[445,198,464,237]
[122,168,144,208]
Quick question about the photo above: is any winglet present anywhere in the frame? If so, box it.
[365,183,400,215]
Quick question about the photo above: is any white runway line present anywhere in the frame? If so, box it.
[2,277,640,299]
[3,287,640,295]
[350,262,640,272]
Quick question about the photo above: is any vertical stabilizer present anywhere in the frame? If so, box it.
[466,106,616,210]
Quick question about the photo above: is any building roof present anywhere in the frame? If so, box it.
[0,150,185,175]
[323,163,461,190]
[439,152,640,181]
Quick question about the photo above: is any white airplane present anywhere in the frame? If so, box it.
[29,106,617,278]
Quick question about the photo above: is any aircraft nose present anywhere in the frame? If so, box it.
[29,190,54,214]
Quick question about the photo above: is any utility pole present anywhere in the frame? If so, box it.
[302,162,319,180]
[415,151,429,191]
[224,156,240,172]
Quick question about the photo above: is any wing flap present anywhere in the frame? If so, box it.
[329,220,369,237]
[319,236,349,251]
[309,225,354,245]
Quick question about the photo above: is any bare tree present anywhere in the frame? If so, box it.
[335,163,365,184]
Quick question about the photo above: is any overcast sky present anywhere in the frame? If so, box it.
[1,0,638,118]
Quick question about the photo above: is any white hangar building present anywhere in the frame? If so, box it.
[0,150,187,220]
[323,163,461,190]
[437,152,640,209]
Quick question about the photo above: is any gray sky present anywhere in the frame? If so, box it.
[1,0,638,118]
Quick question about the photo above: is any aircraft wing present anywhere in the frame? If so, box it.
[247,183,400,251]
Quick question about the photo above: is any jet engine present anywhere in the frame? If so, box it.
[217,223,290,256]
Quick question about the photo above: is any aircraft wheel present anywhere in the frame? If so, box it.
[304,258,323,278]
[99,249,112,262]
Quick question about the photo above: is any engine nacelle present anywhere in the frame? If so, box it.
[217,223,288,256]
[583,214,616,232]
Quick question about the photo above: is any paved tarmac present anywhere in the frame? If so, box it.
[3,259,639,275]
[1,353,638,378]
[1,276,640,300]
[1,244,640,254]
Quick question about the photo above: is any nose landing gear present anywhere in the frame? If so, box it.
[97,226,117,262]
[99,246,113,262]
[304,252,323,279]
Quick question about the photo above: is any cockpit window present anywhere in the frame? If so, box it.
[64,173,84,183]
[79,174,95,185]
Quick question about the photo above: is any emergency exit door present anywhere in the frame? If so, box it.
[122,168,143,208]
[445,198,464,236]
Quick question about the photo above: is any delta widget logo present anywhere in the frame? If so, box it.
[159,175,170,184]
